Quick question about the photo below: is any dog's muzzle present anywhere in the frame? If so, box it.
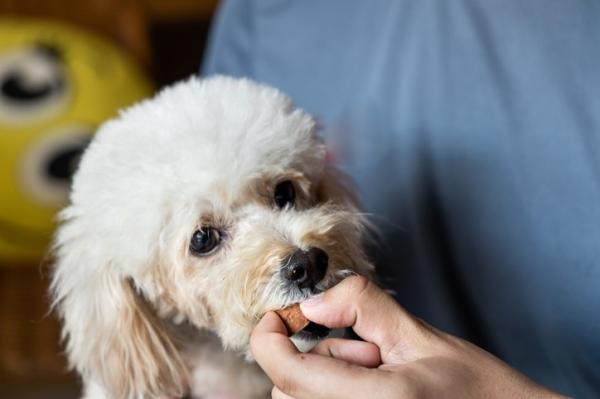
[281,247,328,291]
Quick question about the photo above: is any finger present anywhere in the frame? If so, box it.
[272,386,295,399]
[310,338,381,368]
[300,276,427,362]
[251,312,381,399]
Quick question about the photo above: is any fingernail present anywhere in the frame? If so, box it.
[301,293,324,307]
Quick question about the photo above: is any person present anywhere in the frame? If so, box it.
[202,1,600,397]
[251,276,564,398]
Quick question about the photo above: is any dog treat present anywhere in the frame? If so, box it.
[275,303,310,336]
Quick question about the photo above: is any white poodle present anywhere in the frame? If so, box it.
[50,76,373,399]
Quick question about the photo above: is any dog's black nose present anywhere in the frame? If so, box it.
[282,247,328,290]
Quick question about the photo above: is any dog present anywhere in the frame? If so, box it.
[50,76,374,399]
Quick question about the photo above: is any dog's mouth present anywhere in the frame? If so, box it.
[294,322,330,340]
[276,268,356,340]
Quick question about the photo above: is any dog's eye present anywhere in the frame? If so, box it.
[274,180,295,208]
[190,228,221,256]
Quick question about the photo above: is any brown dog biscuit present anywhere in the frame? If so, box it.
[275,303,310,336]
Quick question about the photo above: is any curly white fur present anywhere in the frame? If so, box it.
[50,76,373,399]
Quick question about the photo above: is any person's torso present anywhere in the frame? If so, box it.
[203,1,600,396]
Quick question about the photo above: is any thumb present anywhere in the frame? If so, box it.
[300,276,428,363]
[251,312,380,399]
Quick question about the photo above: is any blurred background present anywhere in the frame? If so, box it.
[0,1,218,397]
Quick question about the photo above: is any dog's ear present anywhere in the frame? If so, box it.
[50,215,187,399]
[316,162,378,280]
[316,163,361,210]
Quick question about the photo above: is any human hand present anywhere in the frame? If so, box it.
[251,276,566,399]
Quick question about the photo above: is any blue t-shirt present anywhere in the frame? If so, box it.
[202,1,600,397]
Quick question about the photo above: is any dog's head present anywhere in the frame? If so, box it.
[51,76,373,398]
